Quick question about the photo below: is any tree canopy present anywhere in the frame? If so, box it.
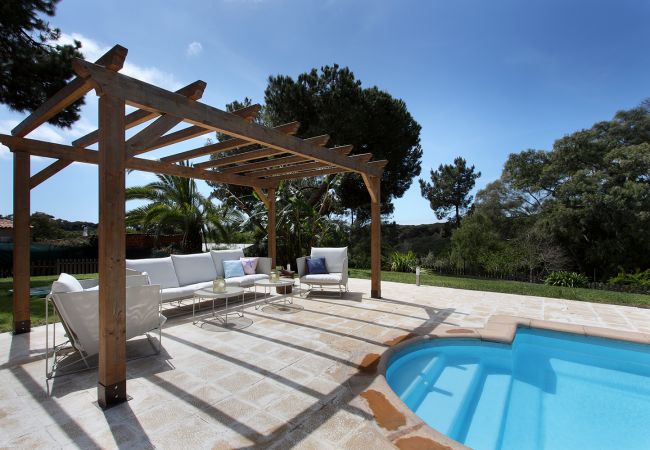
[264,64,423,220]
[419,157,481,226]
[0,0,84,127]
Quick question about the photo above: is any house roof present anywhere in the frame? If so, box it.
[0,219,13,229]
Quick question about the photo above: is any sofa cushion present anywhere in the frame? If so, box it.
[225,273,268,287]
[301,273,343,284]
[210,249,245,277]
[311,247,347,273]
[223,260,245,278]
[160,281,212,302]
[126,257,180,289]
[306,257,328,274]
[240,257,258,275]
[171,253,217,286]
[52,273,83,293]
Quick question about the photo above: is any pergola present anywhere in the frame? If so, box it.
[1,45,385,407]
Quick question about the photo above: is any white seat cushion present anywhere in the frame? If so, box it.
[210,249,245,278]
[126,257,180,289]
[226,273,268,287]
[301,273,343,284]
[160,281,212,302]
[310,247,347,273]
[171,253,218,286]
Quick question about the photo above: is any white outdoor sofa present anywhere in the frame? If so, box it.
[46,272,166,379]
[296,247,349,296]
[126,249,271,303]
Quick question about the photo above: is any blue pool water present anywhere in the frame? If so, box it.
[385,328,650,450]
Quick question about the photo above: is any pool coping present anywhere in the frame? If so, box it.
[359,315,650,450]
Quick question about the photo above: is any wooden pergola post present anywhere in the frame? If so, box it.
[364,175,382,298]
[96,93,127,408]
[268,188,277,268]
[12,152,31,333]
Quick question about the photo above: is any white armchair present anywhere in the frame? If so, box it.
[296,247,348,296]
[46,273,166,379]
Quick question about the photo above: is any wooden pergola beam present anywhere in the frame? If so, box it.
[11,45,128,138]
[161,120,299,164]
[265,166,350,181]
[137,104,261,155]
[198,134,330,170]
[124,80,207,158]
[1,135,274,188]
[30,159,73,189]
[72,60,384,177]
[71,80,208,148]
[362,174,382,298]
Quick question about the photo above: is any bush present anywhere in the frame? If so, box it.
[390,250,417,272]
[608,269,650,287]
[544,271,589,288]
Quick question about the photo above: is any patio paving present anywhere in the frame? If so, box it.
[1,278,650,449]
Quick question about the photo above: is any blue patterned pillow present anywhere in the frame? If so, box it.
[306,257,328,274]
[223,260,245,278]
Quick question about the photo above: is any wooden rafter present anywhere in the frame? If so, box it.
[198,134,330,170]
[30,159,73,189]
[72,60,384,177]
[136,104,261,155]
[265,166,350,181]
[72,80,209,148]
[12,45,128,138]
[1,135,275,188]
[161,120,299,164]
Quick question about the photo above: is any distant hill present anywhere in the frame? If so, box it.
[384,222,450,256]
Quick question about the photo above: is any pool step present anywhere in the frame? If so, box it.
[414,361,480,436]
[462,372,512,450]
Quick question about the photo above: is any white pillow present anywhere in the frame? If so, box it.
[126,257,180,289]
[311,247,348,273]
[51,273,84,293]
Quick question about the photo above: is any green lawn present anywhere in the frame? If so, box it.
[349,268,650,308]
[0,274,97,333]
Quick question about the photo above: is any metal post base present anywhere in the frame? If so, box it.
[97,380,127,409]
[13,319,31,334]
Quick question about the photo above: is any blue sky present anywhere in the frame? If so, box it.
[1,0,649,224]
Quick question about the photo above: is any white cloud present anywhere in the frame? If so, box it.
[186,41,203,57]
[58,33,183,90]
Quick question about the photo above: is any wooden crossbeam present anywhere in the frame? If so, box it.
[198,134,330,170]
[72,80,207,148]
[266,166,350,181]
[138,104,261,155]
[124,81,206,158]
[12,45,128,138]
[72,60,384,177]
[162,120,299,164]
[30,159,73,189]
[239,145,354,176]
[0,135,274,188]
[253,151,371,179]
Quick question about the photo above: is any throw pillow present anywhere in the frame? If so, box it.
[240,257,258,275]
[223,260,245,278]
[306,257,328,274]
[51,273,84,293]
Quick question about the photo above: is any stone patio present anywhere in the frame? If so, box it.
[2,278,649,449]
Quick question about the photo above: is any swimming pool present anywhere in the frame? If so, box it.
[385,328,650,450]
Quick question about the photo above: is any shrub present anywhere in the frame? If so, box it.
[608,269,650,287]
[544,271,589,288]
[390,250,417,272]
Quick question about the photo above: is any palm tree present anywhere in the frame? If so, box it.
[126,165,216,253]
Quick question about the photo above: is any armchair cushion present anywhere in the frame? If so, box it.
[311,247,347,273]
[306,257,328,274]
[210,249,245,277]
[52,273,84,293]
[223,260,245,278]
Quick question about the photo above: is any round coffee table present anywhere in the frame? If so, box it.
[193,286,245,326]
[254,279,294,310]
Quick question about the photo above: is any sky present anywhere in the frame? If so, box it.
[1,0,649,225]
